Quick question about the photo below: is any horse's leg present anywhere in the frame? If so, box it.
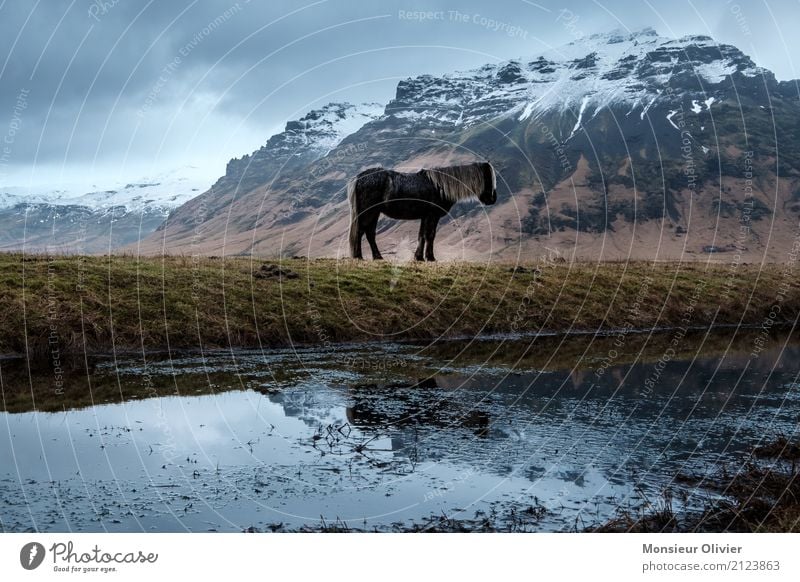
[352,221,364,260]
[424,216,441,262]
[414,219,426,261]
[364,211,383,260]
[349,182,363,259]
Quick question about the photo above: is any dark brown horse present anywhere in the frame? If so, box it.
[347,162,497,261]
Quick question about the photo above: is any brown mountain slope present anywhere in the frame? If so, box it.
[138,152,799,263]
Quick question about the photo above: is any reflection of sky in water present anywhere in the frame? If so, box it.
[1,334,799,532]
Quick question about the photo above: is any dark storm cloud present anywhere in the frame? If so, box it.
[0,0,798,182]
[0,1,288,165]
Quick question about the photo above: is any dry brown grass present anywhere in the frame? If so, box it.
[1,253,798,358]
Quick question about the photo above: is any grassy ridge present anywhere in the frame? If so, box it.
[1,253,798,357]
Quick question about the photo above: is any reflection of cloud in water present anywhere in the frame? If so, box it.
[266,384,347,428]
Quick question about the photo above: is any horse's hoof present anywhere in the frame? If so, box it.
[373,256,384,261]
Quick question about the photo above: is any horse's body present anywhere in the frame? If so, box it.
[347,162,497,261]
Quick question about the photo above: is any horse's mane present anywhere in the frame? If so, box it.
[422,163,492,202]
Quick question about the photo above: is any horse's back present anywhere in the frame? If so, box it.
[353,167,393,191]
[356,166,386,179]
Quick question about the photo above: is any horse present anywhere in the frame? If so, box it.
[347,161,497,261]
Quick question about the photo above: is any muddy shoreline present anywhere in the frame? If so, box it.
[0,321,776,361]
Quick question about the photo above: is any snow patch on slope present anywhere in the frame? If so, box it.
[568,96,590,140]
[306,102,384,155]
[666,110,681,130]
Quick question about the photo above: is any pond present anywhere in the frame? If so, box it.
[1,328,799,532]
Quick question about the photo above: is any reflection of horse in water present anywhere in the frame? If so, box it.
[345,377,490,437]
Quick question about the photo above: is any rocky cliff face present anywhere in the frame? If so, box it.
[138,28,800,261]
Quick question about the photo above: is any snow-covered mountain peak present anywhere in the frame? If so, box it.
[566,26,660,49]
[606,26,659,41]
[383,29,767,131]
[0,164,213,212]
[287,102,385,155]
[220,102,384,189]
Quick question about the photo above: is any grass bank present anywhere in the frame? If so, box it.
[1,253,798,357]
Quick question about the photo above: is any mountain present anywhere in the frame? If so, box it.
[141,28,800,260]
[0,166,211,253]
[220,101,384,195]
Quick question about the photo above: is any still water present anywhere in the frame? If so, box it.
[1,330,798,531]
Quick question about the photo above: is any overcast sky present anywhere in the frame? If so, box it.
[1,0,798,189]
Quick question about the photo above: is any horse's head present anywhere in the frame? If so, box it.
[478,162,497,205]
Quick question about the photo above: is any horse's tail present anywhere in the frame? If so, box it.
[347,176,360,258]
